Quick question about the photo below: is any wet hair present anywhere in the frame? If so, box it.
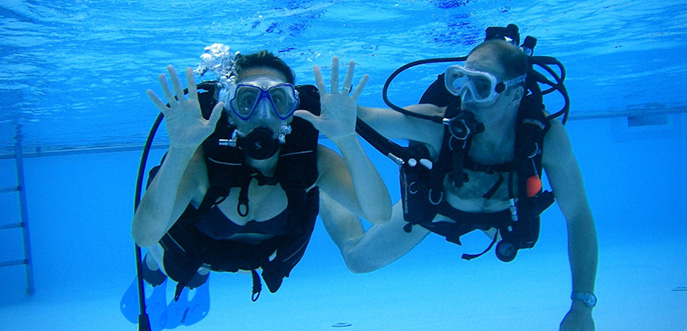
[469,40,528,81]
[234,50,296,84]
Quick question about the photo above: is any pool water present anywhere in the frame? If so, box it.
[1,1,686,330]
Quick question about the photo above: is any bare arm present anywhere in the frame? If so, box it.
[318,100,445,270]
[320,193,431,273]
[131,66,222,247]
[131,147,207,247]
[295,57,391,224]
[316,139,391,224]
[357,104,445,152]
[543,121,598,330]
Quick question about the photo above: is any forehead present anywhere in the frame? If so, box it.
[238,67,287,83]
[465,48,506,80]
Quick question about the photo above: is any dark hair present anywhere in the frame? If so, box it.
[469,40,528,81]
[234,50,296,84]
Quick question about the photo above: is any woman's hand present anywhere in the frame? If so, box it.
[147,66,223,150]
[294,57,368,144]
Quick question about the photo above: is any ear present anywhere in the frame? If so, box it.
[226,112,236,126]
[507,85,525,108]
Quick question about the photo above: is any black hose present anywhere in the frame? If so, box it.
[133,112,164,331]
[382,57,467,123]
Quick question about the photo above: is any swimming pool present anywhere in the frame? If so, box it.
[1,1,686,330]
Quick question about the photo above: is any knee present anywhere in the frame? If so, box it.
[344,259,379,274]
[340,239,383,274]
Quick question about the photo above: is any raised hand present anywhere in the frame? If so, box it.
[294,57,368,143]
[147,66,223,150]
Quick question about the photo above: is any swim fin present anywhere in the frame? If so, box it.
[163,274,211,328]
[120,276,169,331]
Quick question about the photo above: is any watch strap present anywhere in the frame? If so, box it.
[571,291,597,308]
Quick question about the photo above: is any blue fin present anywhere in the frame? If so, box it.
[120,276,169,331]
[164,274,211,328]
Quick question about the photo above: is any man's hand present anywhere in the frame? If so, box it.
[560,304,595,331]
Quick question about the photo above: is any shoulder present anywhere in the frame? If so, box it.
[315,144,342,167]
[542,120,575,169]
[408,104,446,153]
[385,104,447,147]
[544,120,570,148]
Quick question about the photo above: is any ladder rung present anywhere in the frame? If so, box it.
[0,259,28,268]
[0,222,23,230]
[0,186,19,193]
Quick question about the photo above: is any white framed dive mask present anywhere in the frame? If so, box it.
[444,64,526,104]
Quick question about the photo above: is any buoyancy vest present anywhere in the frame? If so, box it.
[155,83,321,301]
[402,73,555,262]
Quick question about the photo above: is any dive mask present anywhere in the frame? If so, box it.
[444,65,526,104]
[228,80,300,121]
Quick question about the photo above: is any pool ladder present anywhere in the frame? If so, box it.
[1,126,35,295]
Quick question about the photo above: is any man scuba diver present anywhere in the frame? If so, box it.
[320,26,598,331]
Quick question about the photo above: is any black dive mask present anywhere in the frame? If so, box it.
[236,127,280,160]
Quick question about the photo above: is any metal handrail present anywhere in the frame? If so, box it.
[0,144,169,160]
[568,107,687,121]
[0,125,35,295]
[1,107,685,160]
[0,186,19,193]
[0,106,683,296]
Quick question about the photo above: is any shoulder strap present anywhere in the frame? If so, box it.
[199,84,321,205]
[514,95,551,202]
[257,85,321,295]
[496,101,555,256]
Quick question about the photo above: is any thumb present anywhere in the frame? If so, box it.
[293,109,320,127]
[208,102,224,126]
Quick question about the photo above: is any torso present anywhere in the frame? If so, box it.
[443,169,514,213]
[190,153,290,244]
[215,178,288,243]
[431,106,518,214]
[215,178,288,226]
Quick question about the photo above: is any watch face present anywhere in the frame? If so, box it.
[573,292,597,307]
[586,294,597,307]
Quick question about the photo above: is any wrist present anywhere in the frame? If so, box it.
[330,132,358,146]
[166,145,201,165]
[571,291,597,309]
[168,144,200,155]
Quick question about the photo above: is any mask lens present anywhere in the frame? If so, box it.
[230,83,299,120]
[232,85,261,119]
[268,85,299,119]
[445,66,469,95]
[444,65,500,103]
[471,76,493,100]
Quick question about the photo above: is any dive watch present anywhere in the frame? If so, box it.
[571,291,597,308]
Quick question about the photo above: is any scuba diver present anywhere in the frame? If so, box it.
[319,25,598,330]
[122,47,391,330]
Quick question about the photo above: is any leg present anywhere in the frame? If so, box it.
[145,244,208,288]
[320,191,430,273]
[142,245,167,287]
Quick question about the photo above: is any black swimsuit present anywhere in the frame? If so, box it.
[195,206,288,240]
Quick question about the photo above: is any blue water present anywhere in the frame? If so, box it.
[1,1,686,330]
